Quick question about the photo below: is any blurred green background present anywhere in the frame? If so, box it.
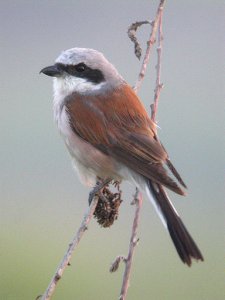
[1,1,224,299]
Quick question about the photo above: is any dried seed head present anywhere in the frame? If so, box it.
[94,185,122,228]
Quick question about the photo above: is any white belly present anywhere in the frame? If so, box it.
[55,104,121,186]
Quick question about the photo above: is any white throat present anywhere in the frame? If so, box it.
[53,76,105,121]
[54,76,106,95]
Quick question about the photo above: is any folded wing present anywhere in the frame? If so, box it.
[66,84,186,195]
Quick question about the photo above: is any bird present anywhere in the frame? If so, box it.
[40,47,203,266]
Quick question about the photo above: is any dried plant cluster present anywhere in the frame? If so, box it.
[94,182,122,228]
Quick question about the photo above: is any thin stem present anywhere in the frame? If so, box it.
[134,0,166,93]
[117,2,166,299]
[41,179,110,300]
[119,189,143,300]
[151,5,164,123]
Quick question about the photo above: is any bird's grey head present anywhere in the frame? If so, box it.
[40,48,124,96]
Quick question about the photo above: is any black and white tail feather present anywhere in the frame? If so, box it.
[146,180,204,266]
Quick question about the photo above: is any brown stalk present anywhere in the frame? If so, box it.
[39,179,110,300]
[115,1,166,299]
[134,0,166,93]
[118,189,143,300]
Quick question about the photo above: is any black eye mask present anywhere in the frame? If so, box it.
[55,62,105,84]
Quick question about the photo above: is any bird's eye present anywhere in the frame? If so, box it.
[75,63,86,72]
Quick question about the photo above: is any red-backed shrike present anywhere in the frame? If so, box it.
[40,48,203,266]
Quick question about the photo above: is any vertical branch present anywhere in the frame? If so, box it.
[110,189,143,300]
[151,6,164,123]
[134,0,166,93]
[119,190,143,300]
[114,2,166,300]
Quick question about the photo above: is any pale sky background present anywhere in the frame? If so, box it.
[0,1,224,300]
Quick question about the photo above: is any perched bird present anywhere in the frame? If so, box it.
[40,47,203,266]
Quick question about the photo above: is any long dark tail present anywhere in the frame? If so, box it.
[146,180,204,266]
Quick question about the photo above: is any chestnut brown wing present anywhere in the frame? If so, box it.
[66,84,185,195]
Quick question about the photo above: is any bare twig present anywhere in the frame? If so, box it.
[127,20,152,60]
[134,0,166,93]
[114,2,167,299]
[151,5,164,123]
[110,255,127,273]
[119,189,143,300]
[40,179,110,300]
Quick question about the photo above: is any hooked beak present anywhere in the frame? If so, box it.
[40,64,62,77]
